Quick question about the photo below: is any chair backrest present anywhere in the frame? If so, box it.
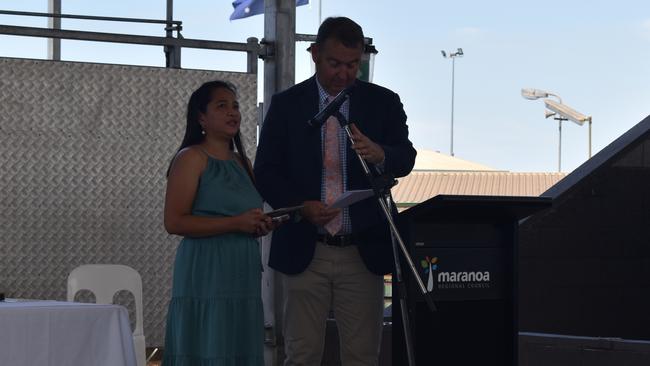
[67,264,146,366]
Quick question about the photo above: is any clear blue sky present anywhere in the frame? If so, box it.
[2,0,649,172]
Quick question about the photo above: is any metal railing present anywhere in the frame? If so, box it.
[0,9,262,72]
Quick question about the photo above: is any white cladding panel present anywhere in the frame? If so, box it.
[0,57,258,346]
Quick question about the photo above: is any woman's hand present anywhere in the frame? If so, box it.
[236,208,273,237]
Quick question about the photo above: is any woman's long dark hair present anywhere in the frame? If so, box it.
[166,80,255,184]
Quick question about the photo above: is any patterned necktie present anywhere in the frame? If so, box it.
[324,97,343,235]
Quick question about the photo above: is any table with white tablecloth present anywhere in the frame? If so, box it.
[0,299,137,366]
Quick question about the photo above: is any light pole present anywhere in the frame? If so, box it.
[522,88,592,172]
[441,48,463,157]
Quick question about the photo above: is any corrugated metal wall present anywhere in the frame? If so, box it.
[0,57,258,346]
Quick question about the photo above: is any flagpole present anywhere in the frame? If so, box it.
[318,0,322,25]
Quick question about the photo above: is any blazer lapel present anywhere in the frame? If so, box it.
[347,81,368,179]
[348,81,366,132]
[299,77,323,170]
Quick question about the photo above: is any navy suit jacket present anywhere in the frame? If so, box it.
[254,76,416,275]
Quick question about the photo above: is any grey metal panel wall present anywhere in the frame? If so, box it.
[0,57,257,346]
[519,333,650,366]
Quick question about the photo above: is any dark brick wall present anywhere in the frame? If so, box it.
[519,136,650,340]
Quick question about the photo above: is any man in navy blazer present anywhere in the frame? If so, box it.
[255,17,416,366]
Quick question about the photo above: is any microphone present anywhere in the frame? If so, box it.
[307,84,355,127]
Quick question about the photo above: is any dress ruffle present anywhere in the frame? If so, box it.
[163,296,264,366]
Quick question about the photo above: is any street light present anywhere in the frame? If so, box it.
[521,88,592,172]
[521,88,559,101]
[442,47,464,156]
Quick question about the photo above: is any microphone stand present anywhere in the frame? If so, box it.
[332,108,436,366]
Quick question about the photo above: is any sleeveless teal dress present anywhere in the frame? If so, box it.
[163,155,264,366]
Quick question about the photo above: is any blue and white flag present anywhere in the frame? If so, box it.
[230,0,309,21]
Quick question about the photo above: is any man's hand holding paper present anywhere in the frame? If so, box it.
[328,189,374,209]
[299,190,374,227]
[300,201,341,226]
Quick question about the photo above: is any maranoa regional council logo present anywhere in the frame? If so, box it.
[421,256,491,290]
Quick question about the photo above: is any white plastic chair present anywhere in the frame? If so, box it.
[67,264,146,366]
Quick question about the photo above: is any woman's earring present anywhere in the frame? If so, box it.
[201,129,206,135]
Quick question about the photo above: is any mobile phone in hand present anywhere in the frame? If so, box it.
[271,214,291,223]
[266,205,303,217]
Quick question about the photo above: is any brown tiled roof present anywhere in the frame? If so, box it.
[413,149,496,171]
[392,171,567,207]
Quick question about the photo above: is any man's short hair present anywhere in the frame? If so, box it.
[315,17,364,49]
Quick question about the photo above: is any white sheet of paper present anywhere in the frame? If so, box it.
[330,189,374,209]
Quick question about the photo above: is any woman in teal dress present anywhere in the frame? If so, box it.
[162,80,273,365]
